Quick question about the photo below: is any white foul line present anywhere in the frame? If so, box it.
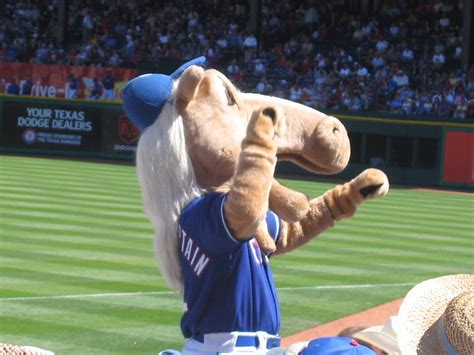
[0,283,415,302]
[278,282,416,291]
[0,290,176,301]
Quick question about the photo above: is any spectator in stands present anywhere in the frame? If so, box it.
[431,91,443,116]
[356,63,369,78]
[89,78,102,100]
[226,59,240,77]
[452,90,468,119]
[102,70,115,100]
[401,45,415,62]
[392,69,409,88]
[81,9,94,41]
[432,51,446,69]
[314,67,327,88]
[350,94,362,111]
[255,77,272,95]
[389,93,404,114]
[67,74,79,99]
[242,32,257,62]
[371,53,385,69]
[20,76,32,96]
[226,29,243,50]
[304,1,319,30]
[339,63,351,78]
[375,39,389,52]
[6,79,20,95]
[290,83,303,101]
[273,81,288,99]
[402,95,414,115]
[254,59,266,75]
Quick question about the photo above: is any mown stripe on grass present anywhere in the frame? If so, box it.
[1,200,146,219]
[0,266,160,294]
[1,210,150,230]
[1,219,151,234]
[0,233,151,256]
[0,192,144,211]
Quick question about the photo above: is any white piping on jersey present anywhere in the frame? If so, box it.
[220,194,241,244]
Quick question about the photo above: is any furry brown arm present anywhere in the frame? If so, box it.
[224,107,283,241]
[276,169,389,254]
[270,179,310,223]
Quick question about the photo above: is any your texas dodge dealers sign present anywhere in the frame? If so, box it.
[3,101,101,152]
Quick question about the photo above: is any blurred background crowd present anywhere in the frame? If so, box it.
[0,0,472,119]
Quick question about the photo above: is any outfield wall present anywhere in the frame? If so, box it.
[0,94,472,189]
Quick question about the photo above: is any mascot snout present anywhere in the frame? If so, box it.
[243,94,350,176]
[310,116,351,174]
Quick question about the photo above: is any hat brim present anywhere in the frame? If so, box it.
[353,325,401,354]
[396,274,474,354]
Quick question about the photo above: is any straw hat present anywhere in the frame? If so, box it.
[353,316,401,354]
[354,274,474,355]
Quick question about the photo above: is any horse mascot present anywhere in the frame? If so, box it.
[122,57,389,354]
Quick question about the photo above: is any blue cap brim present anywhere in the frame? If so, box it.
[302,337,376,355]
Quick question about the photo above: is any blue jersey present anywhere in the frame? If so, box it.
[179,192,282,338]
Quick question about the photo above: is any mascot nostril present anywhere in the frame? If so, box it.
[124,57,389,353]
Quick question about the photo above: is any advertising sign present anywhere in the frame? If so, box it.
[101,111,139,156]
[442,130,474,185]
[0,63,136,102]
[3,101,101,152]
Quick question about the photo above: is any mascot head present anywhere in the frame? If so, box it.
[123,57,351,292]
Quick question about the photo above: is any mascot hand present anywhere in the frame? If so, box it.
[324,168,389,221]
[247,106,284,254]
[246,106,285,142]
[255,220,277,254]
[226,106,284,248]
[275,169,388,254]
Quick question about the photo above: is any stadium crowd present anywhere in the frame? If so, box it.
[0,0,472,118]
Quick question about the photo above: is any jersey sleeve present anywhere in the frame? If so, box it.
[180,192,243,255]
[265,210,282,247]
[180,192,282,256]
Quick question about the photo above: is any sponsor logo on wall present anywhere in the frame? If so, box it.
[100,111,138,155]
[115,115,139,152]
[4,101,101,152]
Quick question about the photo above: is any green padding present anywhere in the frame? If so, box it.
[1,95,472,188]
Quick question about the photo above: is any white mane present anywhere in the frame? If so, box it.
[136,90,203,293]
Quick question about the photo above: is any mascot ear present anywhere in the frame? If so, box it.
[177,65,205,110]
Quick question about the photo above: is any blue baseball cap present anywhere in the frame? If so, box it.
[123,56,206,131]
[300,337,376,355]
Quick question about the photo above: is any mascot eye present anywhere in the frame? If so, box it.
[225,88,236,106]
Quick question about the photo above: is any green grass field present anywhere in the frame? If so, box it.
[0,155,472,354]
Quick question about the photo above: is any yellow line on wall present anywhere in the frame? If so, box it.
[0,93,121,106]
[338,114,474,128]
